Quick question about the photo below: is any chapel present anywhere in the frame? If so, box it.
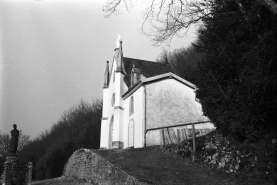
[99,36,214,149]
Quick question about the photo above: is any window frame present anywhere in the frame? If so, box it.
[111,93,115,106]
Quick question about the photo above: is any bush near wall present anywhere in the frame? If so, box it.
[164,131,276,184]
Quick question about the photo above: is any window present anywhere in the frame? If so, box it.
[113,70,115,82]
[129,96,134,116]
[111,93,115,106]
[128,119,134,147]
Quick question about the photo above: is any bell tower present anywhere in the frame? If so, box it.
[112,35,126,149]
[99,35,126,149]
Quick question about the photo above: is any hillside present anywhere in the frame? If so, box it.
[32,146,270,185]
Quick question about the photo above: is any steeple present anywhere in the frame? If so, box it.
[103,61,109,88]
[114,34,126,75]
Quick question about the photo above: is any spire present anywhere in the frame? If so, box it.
[104,61,109,88]
[114,34,126,75]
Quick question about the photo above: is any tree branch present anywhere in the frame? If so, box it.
[257,0,277,18]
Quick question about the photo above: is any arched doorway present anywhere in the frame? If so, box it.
[128,119,134,147]
[109,116,114,149]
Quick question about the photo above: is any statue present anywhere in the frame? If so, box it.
[9,124,19,155]
[116,34,121,48]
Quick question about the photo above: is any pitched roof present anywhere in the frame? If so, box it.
[123,57,173,88]
[122,72,197,100]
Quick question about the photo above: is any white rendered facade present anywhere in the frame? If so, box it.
[99,41,214,149]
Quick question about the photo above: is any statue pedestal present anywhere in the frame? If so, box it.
[1,155,19,185]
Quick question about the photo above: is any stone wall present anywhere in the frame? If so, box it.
[63,149,147,185]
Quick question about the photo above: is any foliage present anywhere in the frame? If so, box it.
[156,44,204,85]
[160,1,276,181]
[17,99,102,180]
[162,135,207,161]
[200,131,276,183]
[164,131,276,184]
[154,1,276,184]
[0,131,10,157]
[0,130,30,175]
[195,0,276,141]
[0,130,30,156]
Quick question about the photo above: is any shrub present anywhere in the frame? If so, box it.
[163,130,276,183]
[200,131,276,183]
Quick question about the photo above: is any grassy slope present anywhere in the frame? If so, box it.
[32,146,271,185]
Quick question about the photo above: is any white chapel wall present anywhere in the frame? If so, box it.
[146,78,206,128]
[99,88,110,149]
[102,58,127,149]
[123,87,144,149]
[145,78,213,146]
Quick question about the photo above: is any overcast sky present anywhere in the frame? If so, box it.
[0,0,197,139]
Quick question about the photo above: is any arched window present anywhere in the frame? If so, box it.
[128,119,134,147]
[129,96,134,116]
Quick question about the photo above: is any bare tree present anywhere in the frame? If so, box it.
[257,0,277,17]
[0,131,10,155]
[103,0,277,45]
[18,130,30,151]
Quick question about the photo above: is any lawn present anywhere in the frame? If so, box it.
[32,146,273,185]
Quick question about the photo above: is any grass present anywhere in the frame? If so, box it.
[32,146,273,185]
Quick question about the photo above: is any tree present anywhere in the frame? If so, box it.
[153,0,276,141]
[18,99,103,180]
[0,130,30,174]
[0,131,10,156]
[156,44,204,84]
[0,130,30,156]
[194,0,276,141]
[103,0,277,45]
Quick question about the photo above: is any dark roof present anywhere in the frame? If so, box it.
[123,57,173,88]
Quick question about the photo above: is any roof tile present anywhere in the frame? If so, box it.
[123,57,173,88]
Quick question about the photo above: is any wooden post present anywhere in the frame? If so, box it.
[160,129,165,147]
[168,129,178,144]
[163,128,172,145]
[192,123,196,163]
[177,129,181,143]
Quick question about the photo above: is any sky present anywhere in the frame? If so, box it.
[0,0,197,139]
